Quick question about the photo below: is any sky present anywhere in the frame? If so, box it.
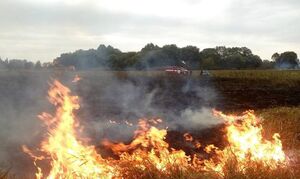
[0,0,299,62]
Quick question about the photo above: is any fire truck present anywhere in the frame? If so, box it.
[164,66,191,75]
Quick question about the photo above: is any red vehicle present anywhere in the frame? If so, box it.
[164,66,191,75]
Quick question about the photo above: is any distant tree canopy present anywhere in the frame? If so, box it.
[52,44,269,70]
[200,46,262,69]
[272,51,299,69]
[53,45,121,70]
[0,58,35,70]
[0,43,298,70]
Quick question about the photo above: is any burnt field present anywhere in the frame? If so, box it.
[75,70,300,156]
[0,70,299,178]
[211,70,300,111]
[75,70,300,115]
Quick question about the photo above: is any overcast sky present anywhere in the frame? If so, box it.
[0,0,299,62]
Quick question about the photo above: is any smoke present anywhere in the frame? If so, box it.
[176,108,222,130]
[76,72,220,142]
[275,61,299,69]
[0,71,51,174]
[0,70,220,176]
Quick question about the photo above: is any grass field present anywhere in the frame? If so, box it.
[103,106,300,179]
[2,107,299,178]
[210,70,300,87]
[77,69,300,179]
[0,69,299,178]
[210,70,300,178]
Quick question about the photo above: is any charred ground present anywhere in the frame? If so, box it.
[0,70,299,176]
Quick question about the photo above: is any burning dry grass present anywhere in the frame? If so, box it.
[0,71,298,178]
[114,156,294,179]
[16,80,299,178]
[259,107,300,177]
[0,169,10,179]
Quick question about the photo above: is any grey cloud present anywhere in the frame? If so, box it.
[225,0,300,40]
[0,0,184,34]
[0,0,299,61]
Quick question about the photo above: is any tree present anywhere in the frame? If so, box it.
[0,58,6,69]
[273,51,299,69]
[201,57,216,69]
[141,43,160,53]
[137,44,182,69]
[222,47,261,69]
[200,48,221,69]
[8,59,26,69]
[54,44,122,70]
[25,61,34,69]
[161,44,181,63]
[271,52,280,61]
[261,60,275,69]
[180,46,200,69]
[109,52,138,70]
[35,61,42,69]
[49,43,271,70]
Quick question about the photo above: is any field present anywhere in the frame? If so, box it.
[0,69,299,178]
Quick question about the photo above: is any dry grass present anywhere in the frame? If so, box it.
[114,156,297,179]
[0,169,11,179]
[1,70,299,178]
[259,107,300,150]
[3,107,299,178]
[210,70,300,87]
[221,160,296,179]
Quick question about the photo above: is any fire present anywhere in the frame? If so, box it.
[203,110,287,174]
[23,80,288,178]
[103,119,191,172]
[24,80,115,178]
[183,133,193,142]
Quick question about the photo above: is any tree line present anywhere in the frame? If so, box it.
[1,43,299,70]
[0,58,45,70]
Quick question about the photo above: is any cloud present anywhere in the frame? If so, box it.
[0,0,299,61]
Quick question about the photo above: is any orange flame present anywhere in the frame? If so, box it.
[24,80,115,178]
[24,80,288,178]
[183,133,193,142]
[203,110,287,174]
[103,119,191,172]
